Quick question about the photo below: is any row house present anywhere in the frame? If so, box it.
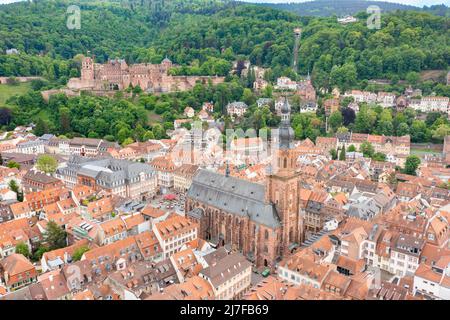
[277,252,332,289]
[344,90,377,104]
[22,170,63,193]
[415,96,449,113]
[147,275,214,300]
[172,164,199,193]
[364,225,424,277]
[15,139,45,155]
[24,187,70,213]
[149,156,176,191]
[376,92,396,108]
[275,77,298,91]
[199,249,252,300]
[413,255,450,300]
[226,102,249,118]
[68,138,118,157]
[56,157,157,200]
[153,215,198,259]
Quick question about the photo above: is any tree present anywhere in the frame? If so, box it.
[396,122,409,136]
[0,107,12,126]
[341,107,356,126]
[36,155,58,174]
[432,124,450,141]
[122,137,134,146]
[34,118,49,136]
[360,141,375,158]
[59,107,71,134]
[8,179,19,193]
[372,152,387,162]
[403,155,421,176]
[329,111,343,131]
[43,221,67,250]
[330,148,338,160]
[339,146,346,161]
[337,126,349,134]
[15,242,29,257]
[347,144,356,152]
[405,71,420,85]
[72,246,90,261]
[7,161,20,169]
[33,245,49,261]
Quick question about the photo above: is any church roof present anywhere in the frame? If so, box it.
[187,170,281,229]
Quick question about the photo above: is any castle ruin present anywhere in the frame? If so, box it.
[67,56,225,93]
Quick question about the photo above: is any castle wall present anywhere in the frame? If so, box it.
[68,57,225,94]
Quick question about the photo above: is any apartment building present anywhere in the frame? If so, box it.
[153,215,198,259]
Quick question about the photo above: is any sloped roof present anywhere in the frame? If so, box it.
[187,169,281,228]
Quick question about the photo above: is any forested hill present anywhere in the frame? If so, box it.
[250,0,449,17]
[0,0,448,91]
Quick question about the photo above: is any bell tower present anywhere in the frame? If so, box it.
[265,96,302,256]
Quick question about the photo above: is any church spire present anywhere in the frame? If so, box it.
[278,96,294,149]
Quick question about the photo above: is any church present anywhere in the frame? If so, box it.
[186,97,304,268]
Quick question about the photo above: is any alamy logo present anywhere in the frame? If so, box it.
[367,5,381,30]
[66,5,81,30]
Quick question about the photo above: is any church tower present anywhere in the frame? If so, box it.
[266,96,302,256]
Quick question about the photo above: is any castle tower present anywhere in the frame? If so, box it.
[81,56,95,81]
[266,96,302,256]
[292,28,302,74]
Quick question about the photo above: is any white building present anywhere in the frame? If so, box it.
[413,256,450,300]
[226,102,249,118]
[275,77,298,90]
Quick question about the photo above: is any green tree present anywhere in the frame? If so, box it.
[43,221,67,250]
[372,152,387,162]
[34,118,49,136]
[339,147,346,161]
[360,141,375,158]
[403,155,421,176]
[347,144,356,152]
[36,155,58,174]
[15,242,30,257]
[431,124,450,142]
[8,179,19,193]
[330,148,338,160]
[329,111,343,132]
[7,161,20,169]
[33,245,49,261]
[72,246,90,261]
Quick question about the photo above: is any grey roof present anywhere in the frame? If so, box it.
[226,101,248,109]
[200,252,252,288]
[57,156,155,188]
[39,134,55,141]
[187,207,204,220]
[187,169,281,228]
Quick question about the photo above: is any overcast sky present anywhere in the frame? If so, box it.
[0,0,449,7]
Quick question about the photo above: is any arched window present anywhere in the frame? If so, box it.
[283,157,287,168]
[265,230,269,240]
